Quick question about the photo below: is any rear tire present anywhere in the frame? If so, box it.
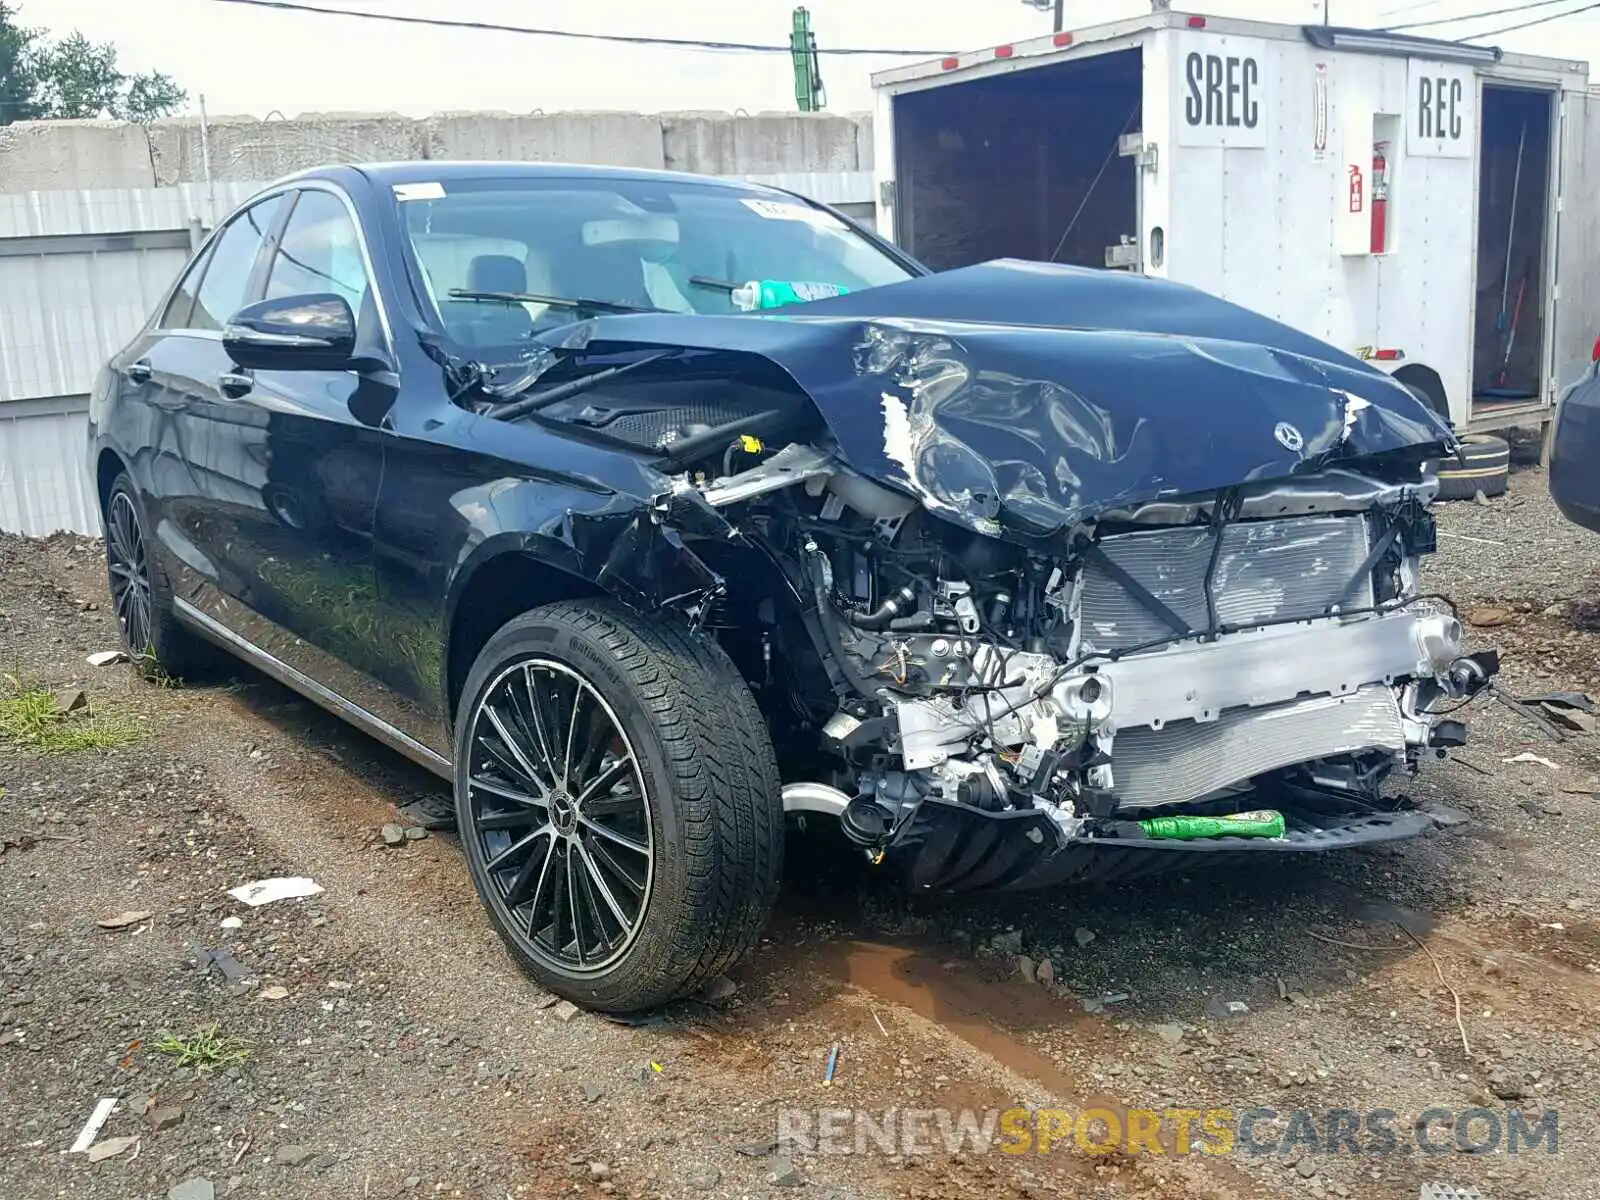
[1434,435,1510,501]
[103,473,219,681]
[453,599,784,1012]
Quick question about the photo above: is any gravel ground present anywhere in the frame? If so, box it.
[1425,440,1597,610]
[3,462,1600,1200]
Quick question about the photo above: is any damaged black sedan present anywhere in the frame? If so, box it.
[89,162,1496,1012]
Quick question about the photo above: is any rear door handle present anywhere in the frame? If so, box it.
[219,371,254,399]
[126,360,152,384]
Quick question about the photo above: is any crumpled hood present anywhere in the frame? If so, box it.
[533,259,1453,539]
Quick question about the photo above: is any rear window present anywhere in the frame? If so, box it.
[191,194,284,331]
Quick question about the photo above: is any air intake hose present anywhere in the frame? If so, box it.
[844,584,917,630]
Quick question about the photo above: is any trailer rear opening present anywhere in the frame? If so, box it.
[1472,83,1556,416]
[892,48,1142,270]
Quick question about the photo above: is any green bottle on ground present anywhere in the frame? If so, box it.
[1137,809,1287,841]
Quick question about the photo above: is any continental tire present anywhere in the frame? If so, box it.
[453,599,784,1012]
[103,473,220,681]
[1435,434,1510,501]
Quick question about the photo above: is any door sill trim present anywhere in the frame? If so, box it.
[172,597,453,779]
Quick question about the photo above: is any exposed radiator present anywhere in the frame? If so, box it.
[1079,515,1374,652]
[1109,686,1405,809]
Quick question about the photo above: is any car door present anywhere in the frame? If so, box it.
[208,184,406,718]
[128,193,287,611]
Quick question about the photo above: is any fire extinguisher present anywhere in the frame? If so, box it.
[1371,142,1390,255]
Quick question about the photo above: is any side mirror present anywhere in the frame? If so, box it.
[223,293,359,371]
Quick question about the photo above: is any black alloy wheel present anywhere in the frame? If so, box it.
[463,658,654,973]
[105,489,154,657]
[102,473,217,680]
[453,600,784,1013]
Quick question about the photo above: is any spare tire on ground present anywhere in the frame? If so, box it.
[1434,434,1510,501]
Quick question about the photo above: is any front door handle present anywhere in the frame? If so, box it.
[126,359,152,384]
[219,371,254,399]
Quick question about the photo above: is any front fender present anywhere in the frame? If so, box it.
[437,481,725,695]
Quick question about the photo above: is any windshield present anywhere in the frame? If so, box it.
[395,176,914,350]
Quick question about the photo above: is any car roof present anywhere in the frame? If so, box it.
[269,160,802,198]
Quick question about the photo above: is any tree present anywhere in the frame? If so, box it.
[121,72,187,124]
[0,2,185,125]
[0,3,43,124]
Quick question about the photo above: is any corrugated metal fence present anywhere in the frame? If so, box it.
[1,181,261,536]
[0,171,874,537]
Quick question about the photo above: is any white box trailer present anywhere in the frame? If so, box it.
[871,11,1600,440]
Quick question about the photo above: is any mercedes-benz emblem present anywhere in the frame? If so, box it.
[1274,422,1305,452]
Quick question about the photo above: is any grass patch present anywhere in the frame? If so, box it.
[137,653,182,689]
[152,1024,251,1072]
[0,675,141,753]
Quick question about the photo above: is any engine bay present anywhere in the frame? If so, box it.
[667,439,1496,881]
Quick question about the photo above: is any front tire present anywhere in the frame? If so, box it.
[453,599,784,1012]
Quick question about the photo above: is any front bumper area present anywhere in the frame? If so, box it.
[892,789,1443,892]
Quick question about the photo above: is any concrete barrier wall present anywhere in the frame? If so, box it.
[0,119,160,191]
[421,112,668,169]
[660,112,863,175]
[0,110,875,192]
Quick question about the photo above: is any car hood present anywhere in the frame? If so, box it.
[533,259,1453,539]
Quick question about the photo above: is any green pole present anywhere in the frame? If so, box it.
[791,7,820,112]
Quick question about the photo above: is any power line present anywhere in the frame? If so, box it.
[1377,0,1453,16]
[202,0,950,57]
[1383,0,1580,31]
[1463,0,1600,37]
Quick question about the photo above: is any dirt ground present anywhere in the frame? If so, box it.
[4,459,1600,1200]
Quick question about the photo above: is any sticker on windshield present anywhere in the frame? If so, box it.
[393,181,446,202]
[740,198,844,228]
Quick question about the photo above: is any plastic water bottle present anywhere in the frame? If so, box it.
[730,279,850,311]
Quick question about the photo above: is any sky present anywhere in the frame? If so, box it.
[26,0,1600,118]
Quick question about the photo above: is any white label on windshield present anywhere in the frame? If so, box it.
[740,198,844,228]
[393,181,446,201]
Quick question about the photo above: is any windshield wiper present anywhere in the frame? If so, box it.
[446,288,664,315]
[489,351,677,423]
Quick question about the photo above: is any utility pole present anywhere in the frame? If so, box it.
[790,8,825,113]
